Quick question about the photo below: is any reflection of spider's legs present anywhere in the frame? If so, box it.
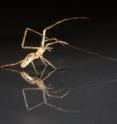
[31,61,38,75]
[22,88,43,111]
[40,56,56,69]
[43,70,56,82]
[21,27,42,50]
[43,91,71,112]
[51,88,65,94]
[47,90,70,99]
[40,57,48,67]
[39,66,47,79]
[40,67,56,81]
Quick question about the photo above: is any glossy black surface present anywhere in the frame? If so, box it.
[1,41,117,124]
[1,1,117,124]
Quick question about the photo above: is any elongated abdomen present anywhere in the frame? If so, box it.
[21,53,36,68]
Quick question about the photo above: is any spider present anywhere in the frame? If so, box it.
[3,67,79,112]
[1,17,89,74]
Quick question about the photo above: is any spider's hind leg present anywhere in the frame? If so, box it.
[40,56,56,69]
[31,61,39,75]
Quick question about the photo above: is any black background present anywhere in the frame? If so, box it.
[0,1,117,44]
[1,1,117,124]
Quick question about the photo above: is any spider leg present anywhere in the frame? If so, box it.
[21,27,43,50]
[42,68,56,81]
[41,17,89,47]
[22,87,43,111]
[46,41,60,47]
[47,90,70,99]
[50,88,65,94]
[39,66,47,79]
[42,57,56,69]
[27,101,45,111]
[31,61,38,75]
[43,90,75,112]
[40,56,56,69]
[40,57,48,67]
[45,39,69,49]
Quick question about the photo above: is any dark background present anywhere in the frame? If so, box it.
[0,1,117,124]
[0,1,117,45]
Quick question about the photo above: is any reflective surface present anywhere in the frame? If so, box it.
[1,43,117,124]
[0,0,117,123]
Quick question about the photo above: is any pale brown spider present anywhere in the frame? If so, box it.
[1,17,88,74]
[3,67,79,112]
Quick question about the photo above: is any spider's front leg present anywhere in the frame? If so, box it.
[46,40,69,48]
[21,27,43,50]
[40,56,56,69]
[58,40,69,46]
[42,41,69,69]
[31,61,39,75]
[41,16,89,47]
[47,90,70,99]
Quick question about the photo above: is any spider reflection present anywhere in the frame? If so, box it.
[1,67,79,112]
